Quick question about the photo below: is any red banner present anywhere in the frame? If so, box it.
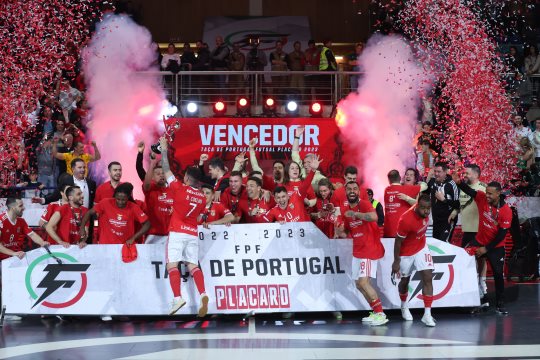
[164,117,353,179]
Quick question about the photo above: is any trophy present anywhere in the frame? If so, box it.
[151,118,181,154]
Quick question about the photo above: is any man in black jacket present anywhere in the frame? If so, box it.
[425,162,460,242]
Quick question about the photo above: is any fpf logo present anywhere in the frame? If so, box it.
[407,245,456,301]
[25,253,90,308]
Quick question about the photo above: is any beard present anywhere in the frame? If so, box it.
[347,195,359,204]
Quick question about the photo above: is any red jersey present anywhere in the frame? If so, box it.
[41,201,63,223]
[199,202,231,224]
[343,200,384,260]
[143,183,173,235]
[474,191,512,248]
[383,184,421,238]
[94,181,120,203]
[262,174,280,191]
[263,193,309,223]
[168,179,206,236]
[283,170,315,199]
[331,185,369,209]
[239,196,275,223]
[396,206,429,256]
[313,197,338,238]
[55,204,88,244]
[220,186,248,218]
[0,213,33,260]
[214,173,230,192]
[94,198,148,244]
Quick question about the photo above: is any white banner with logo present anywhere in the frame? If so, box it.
[2,223,479,315]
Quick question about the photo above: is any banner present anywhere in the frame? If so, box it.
[166,117,352,179]
[2,223,479,315]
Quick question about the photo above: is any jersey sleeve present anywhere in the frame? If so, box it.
[396,215,409,239]
[498,207,512,230]
[21,219,34,236]
[93,201,105,217]
[262,209,275,223]
[132,204,149,224]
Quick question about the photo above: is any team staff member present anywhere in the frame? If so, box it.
[143,158,173,244]
[79,183,150,245]
[0,198,49,260]
[383,169,425,237]
[336,182,388,326]
[452,172,511,315]
[159,137,209,317]
[392,194,437,327]
[199,184,235,227]
[46,186,88,248]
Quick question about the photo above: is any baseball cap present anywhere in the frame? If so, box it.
[121,243,138,263]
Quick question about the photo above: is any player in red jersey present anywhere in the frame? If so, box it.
[79,183,150,245]
[220,171,247,222]
[46,186,88,248]
[263,186,309,223]
[331,166,369,209]
[452,172,511,315]
[238,177,274,223]
[0,198,49,261]
[199,184,235,227]
[383,169,426,238]
[336,181,388,326]
[392,194,436,327]
[143,158,173,244]
[94,161,122,203]
[159,137,209,317]
[39,183,71,229]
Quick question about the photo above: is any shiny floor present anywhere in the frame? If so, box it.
[0,282,539,360]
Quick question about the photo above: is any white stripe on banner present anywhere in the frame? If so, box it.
[1,222,479,315]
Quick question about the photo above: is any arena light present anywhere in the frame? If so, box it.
[286,101,298,114]
[309,101,323,117]
[186,102,198,114]
[213,100,227,116]
[236,97,250,117]
[263,97,277,117]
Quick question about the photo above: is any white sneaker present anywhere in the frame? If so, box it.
[169,297,186,315]
[361,312,376,323]
[100,316,112,322]
[198,294,209,317]
[333,311,343,320]
[421,314,436,327]
[401,307,413,321]
[369,313,389,326]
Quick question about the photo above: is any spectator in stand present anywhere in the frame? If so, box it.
[319,39,337,104]
[240,176,274,223]
[142,158,172,244]
[512,115,533,145]
[45,185,88,248]
[198,155,230,199]
[80,183,150,245]
[525,45,540,98]
[310,178,338,238]
[181,42,196,70]
[383,169,425,238]
[263,186,309,223]
[336,181,388,326]
[161,43,182,72]
[56,77,82,116]
[248,138,284,190]
[292,126,327,192]
[39,183,70,229]
[228,42,246,96]
[532,118,540,164]
[199,184,235,227]
[94,161,122,203]
[54,133,74,175]
[416,139,438,179]
[506,46,524,72]
[270,40,289,98]
[17,169,44,198]
[304,39,320,100]
[245,37,268,103]
[452,172,511,315]
[402,168,420,185]
[0,197,50,261]
[210,36,230,95]
[518,137,536,171]
[425,162,460,242]
[348,42,364,92]
[366,188,384,227]
[220,171,247,222]
[413,121,439,152]
[288,41,306,94]
[36,135,56,195]
[192,40,211,100]
[53,140,100,177]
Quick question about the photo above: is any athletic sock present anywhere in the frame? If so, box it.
[369,298,383,314]
[423,295,433,316]
[190,267,206,294]
[168,268,181,297]
[399,292,408,307]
